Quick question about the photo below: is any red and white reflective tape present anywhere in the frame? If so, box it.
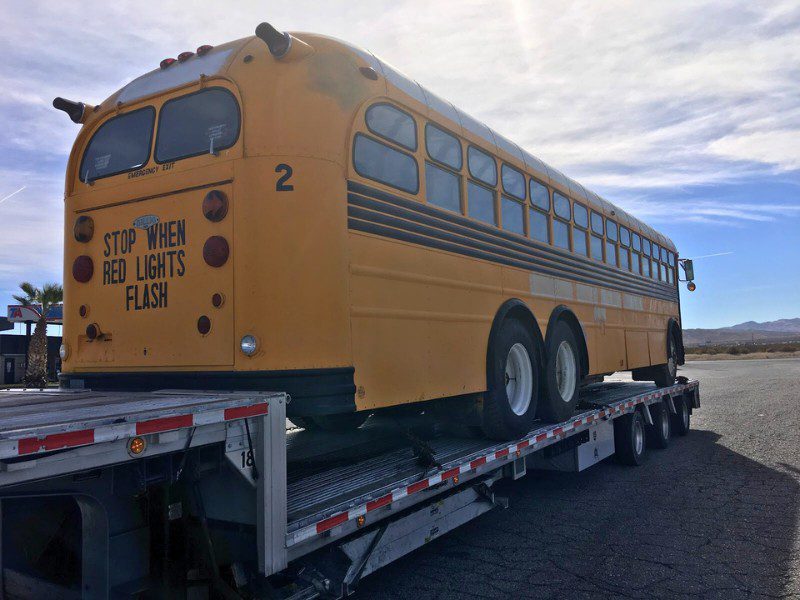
[0,401,268,460]
[286,382,698,547]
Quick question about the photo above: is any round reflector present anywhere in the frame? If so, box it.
[79,304,89,318]
[86,323,100,340]
[241,335,257,356]
[160,58,176,69]
[197,44,214,56]
[203,236,229,267]
[73,256,94,282]
[197,315,211,335]
[211,293,224,308]
[74,216,94,243]
[178,51,195,62]
[202,190,228,222]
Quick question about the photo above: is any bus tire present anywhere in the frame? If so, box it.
[538,320,581,423]
[614,410,647,466]
[671,397,691,436]
[482,318,541,440]
[652,329,678,387]
[294,412,369,432]
[646,401,671,449]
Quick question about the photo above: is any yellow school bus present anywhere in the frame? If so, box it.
[57,23,687,439]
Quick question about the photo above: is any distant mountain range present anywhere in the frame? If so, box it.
[684,318,800,346]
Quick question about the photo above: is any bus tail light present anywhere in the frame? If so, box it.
[203,236,229,267]
[74,216,94,242]
[197,316,211,335]
[86,323,100,341]
[202,190,228,222]
[197,44,213,56]
[178,51,195,62]
[72,256,94,282]
[160,58,177,69]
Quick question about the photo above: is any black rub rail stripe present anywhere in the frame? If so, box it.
[348,217,678,303]
[347,180,676,298]
[346,182,678,303]
[348,194,671,301]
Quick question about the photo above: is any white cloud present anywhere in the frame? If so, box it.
[0,0,799,312]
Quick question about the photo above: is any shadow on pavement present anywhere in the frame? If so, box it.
[355,427,799,599]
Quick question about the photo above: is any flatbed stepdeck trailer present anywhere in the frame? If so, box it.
[0,380,699,599]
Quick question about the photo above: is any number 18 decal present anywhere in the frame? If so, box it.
[275,164,294,191]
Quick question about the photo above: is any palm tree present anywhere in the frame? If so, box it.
[13,282,63,388]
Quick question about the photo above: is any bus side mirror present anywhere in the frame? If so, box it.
[680,259,696,291]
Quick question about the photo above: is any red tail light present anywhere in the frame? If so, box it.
[211,293,224,308]
[202,190,228,222]
[197,316,211,335]
[72,256,94,282]
[160,58,176,69]
[86,323,100,340]
[203,236,229,267]
[178,51,195,62]
[197,44,213,56]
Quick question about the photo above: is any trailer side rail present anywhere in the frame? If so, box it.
[285,380,699,551]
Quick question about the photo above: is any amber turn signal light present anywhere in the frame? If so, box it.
[74,216,94,242]
[202,190,228,222]
[72,256,94,282]
[128,436,146,456]
[203,236,229,267]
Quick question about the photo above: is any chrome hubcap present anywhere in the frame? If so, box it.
[505,343,533,416]
[661,409,670,438]
[634,420,644,455]
[555,341,577,402]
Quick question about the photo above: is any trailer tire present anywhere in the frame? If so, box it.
[291,412,369,432]
[538,320,581,423]
[482,318,541,440]
[614,410,647,466]
[671,397,691,436]
[646,402,671,449]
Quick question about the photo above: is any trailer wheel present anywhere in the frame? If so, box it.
[482,318,541,440]
[652,330,678,387]
[646,402,671,449]
[538,320,581,423]
[671,397,691,436]
[614,409,647,465]
[291,412,369,432]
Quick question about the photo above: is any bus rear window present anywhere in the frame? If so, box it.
[79,107,154,182]
[155,87,240,163]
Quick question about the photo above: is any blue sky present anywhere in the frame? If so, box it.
[1,0,798,329]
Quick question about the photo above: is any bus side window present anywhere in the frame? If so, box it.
[425,123,462,170]
[605,240,618,267]
[366,103,417,151]
[353,134,419,193]
[591,234,603,261]
[425,161,461,213]
[591,211,604,236]
[632,232,641,252]
[619,246,629,270]
[553,192,571,251]
[573,202,588,257]
[467,180,496,225]
[529,179,550,244]
[501,164,525,200]
[467,146,497,186]
[501,196,524,235]
[631,251,641,274]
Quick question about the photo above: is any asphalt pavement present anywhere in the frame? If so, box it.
[355,358,800,599]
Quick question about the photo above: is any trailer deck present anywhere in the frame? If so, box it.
[0,379,700,599]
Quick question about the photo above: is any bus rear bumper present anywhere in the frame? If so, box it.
[59,367,357,416]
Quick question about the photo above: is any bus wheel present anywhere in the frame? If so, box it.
[294,412,369,432]
[538,321,581,423]
[615,409,647,466]
[652,330,678,387]
[646,401,671,449]
[671,397,691,436]
[482,319,541,440]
